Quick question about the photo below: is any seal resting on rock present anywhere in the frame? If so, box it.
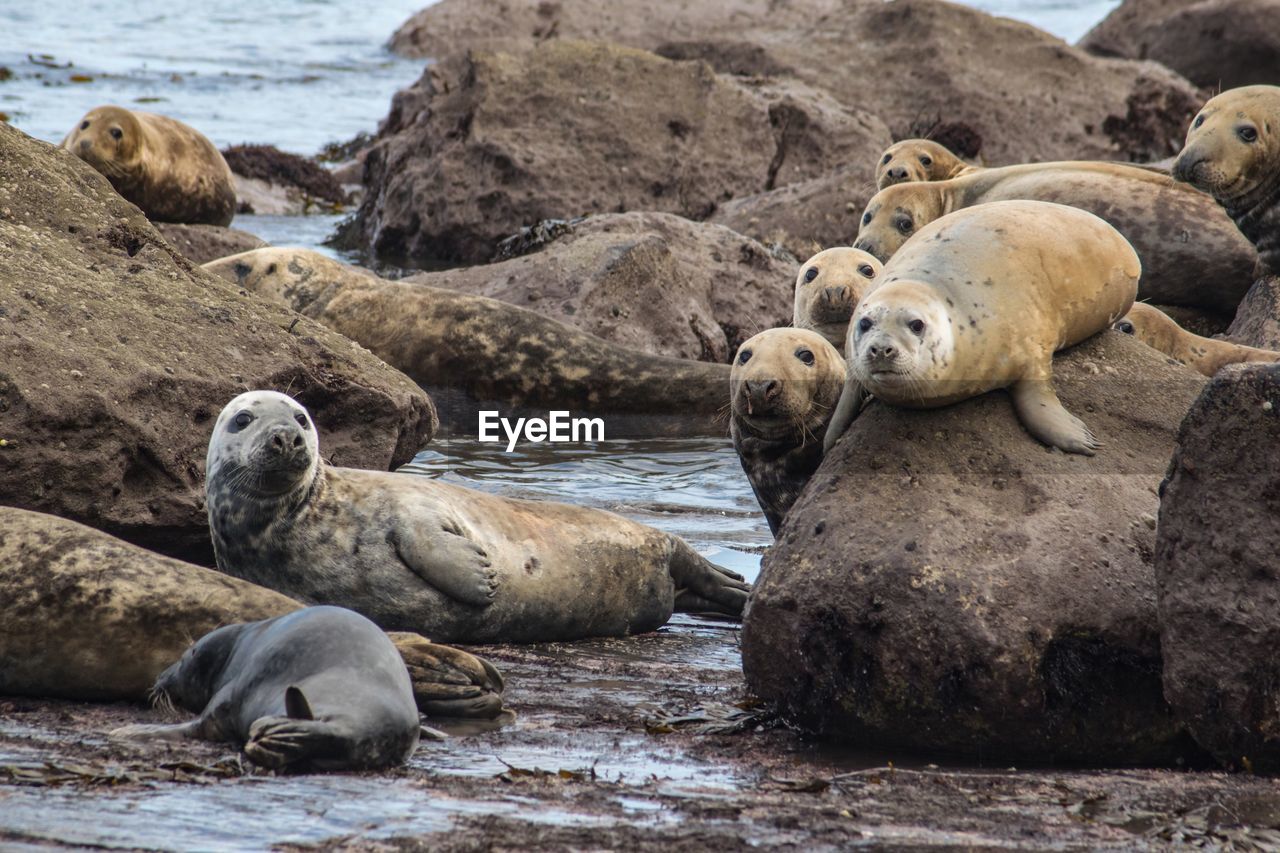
[205,391,750,642]
[854,160,1256,314]
[112,606,422,771]
[791,247,881,352]
[62,105,236,226]
[1115,302,1280,376]
[827,200,1140,456]
[202,248,731,437]
[1173,85,1280,275]
[875,138,977,189]
[730,328,845,535]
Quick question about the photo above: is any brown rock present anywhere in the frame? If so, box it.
[406,212,798,362]
[1227,275,1280,350]
[153,222,267,265]
[742,332,1207,763]
[341,41,889,265]
[1081,0,1280,90]
[1156,362,1280,770]
[0,123,435,565]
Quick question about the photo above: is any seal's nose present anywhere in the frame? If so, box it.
[746,379,780,404]
[886,166,908,181]
[233,261,252,283]
[268,426,304,453]
[1171,154,1202,184]
[78,139,92,154]
[868,344,896,359]
[821,286,849,306]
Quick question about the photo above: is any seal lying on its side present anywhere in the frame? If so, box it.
[1173,85,1280,275]
[205,392,750,643]
[1115,303,1280,376]
[827,200,1140,456]
[202,249,731,437]
[731,328,846,536]
[113,606,421,771]
[791,247,881,352]
[875,139,978,190]
[62,105,236,227]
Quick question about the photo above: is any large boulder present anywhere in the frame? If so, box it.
[0,123,435,565]
[1156,363,1280,771]
[1226,275,1280,350]
[153,222,267,265]
[340,41,890,265]
[405,212,797,362]
[742,332,1208,763]
[1080,0,1280,90]
[390,0,1202,165]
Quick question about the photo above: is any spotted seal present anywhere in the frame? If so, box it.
[204,391,750,643]
[827,200,1140,456]
[730,328,846,535]
[62,105,236,226]
[791,247,882,352]
[1115,302,1280,376]
[875,139,978,190]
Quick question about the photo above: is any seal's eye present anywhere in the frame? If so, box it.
[796,348,815,366]
[294,413,309,429]
[803,266,819,283]
[861,212,872,226]
[1193,114,1205,129]
[880,153,892,165]
[266,263,278,275]
[738,349,752,365]
[857,264,874,278]
[80,120,89,130]
[908,319,926,335]
[1239,126,1258,143]
[1117,321,1135,335]
[109,127,123,140]
[919,155,933,167]
[857,317,873,333]
[895,216,913,235]
[232,411,254,430]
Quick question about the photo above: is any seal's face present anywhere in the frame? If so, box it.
[1113,303,1174,352]
[62,106,142,179]
[203,248,357,314]
[1173,87,1280,202]
[153,623,246,713]
[207,391,320,498]
[853,188,939,262]
[731,329,845,439]
[875,139,957,189]
[849,281,953,397]
[793,247,881,330]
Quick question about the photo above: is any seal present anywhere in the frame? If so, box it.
[1172,85,1280,275]
[112,606,422,771]
[0,506,507,719]
[827,200,1139,456]
[853,160,1256,314]
[62,105,236,227]
[730,328,846,535]
[792,247,882,352]
[876,139,977,190]
[204,391,750,643]
[1114,302,1280,376]
[202,248,731,437]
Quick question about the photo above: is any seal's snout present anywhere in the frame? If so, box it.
[821,286,851,307]
[78,138,92,155]
[886,166,908,183]
[268,427,305,453]
[1171,153,1204,185]
[867,343,896,358]
[233,261,253,283]
[853,239,882,261]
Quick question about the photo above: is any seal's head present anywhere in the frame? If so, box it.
[62,106,145,180]
[1173,86,1280,203]
[792,248,882,347]
[203,248,361,315]
[207,391,320,499]
[1113,302,1178,353]
[853,184,944,262]
[875,139,967,190]
[848,280,953,399]
[730,328,845,440]
[152,622,247,713]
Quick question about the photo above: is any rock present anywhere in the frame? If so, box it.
[390,0,1202,165]
[340,41,889,265]
[0,123,435,565]
[1227,275,1280,350]
[405,212,798,362]
[1156,363,1280,770]
[221,143,350,215]
[742,332,1208,763]
[1080,0,1280,91]
[153,222,267,265]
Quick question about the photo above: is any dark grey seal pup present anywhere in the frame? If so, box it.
[111,606,421,771]
[730,328,846,536]
[204,391,750,643]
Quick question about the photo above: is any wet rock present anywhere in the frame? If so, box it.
[221,144,349,215]
[1227,276,1280,350]
[742,332,1208,763]
[390,0,1202,165]
[340,41,889,265]
[0,123,435,565]
[1080,0,1280,90]
[152,222,267,265]
[405,212,798,362]
[1156,363,1280,771]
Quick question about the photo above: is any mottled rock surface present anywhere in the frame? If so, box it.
[153,222,266,265]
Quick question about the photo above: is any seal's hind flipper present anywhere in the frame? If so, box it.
[668,538,751,619]
[393,516,499,608]
[243,715,344,770]
[285,686,315,720]
[1010,379,1100,456]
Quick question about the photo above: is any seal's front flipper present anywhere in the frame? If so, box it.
[668,538,751,619]
[386,632,509,720]
[109,720,204,741]
[394,517,499,608]
[244,714,345,770]
[1010,379,1100,456]
[824,377,867,452]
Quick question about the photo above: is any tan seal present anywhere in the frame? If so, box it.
[853,160,1256,314]
[730,328,846,535]
[828,200,1139,456]
[875,139,978,190]
[1115,302,1280,376]
[792,247,882,352]
[62,105,236,226]
[1173,85,1280,275]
